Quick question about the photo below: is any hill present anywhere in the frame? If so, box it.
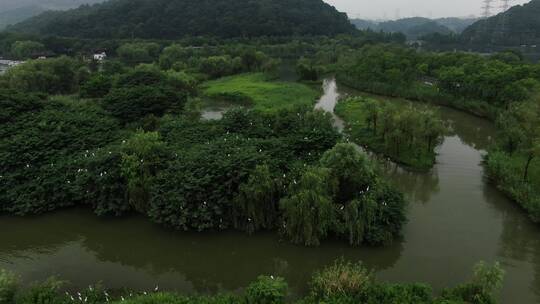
[461,0,540,46]
[8,0,356,39]
[0,6,45,30]
[0,1,105,30]
[350,17,476,40]
[435,17,478,33]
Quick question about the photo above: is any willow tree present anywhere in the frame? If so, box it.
[232,165,283,234]
[121,130,167,213]
[339,198,378,246]
[280,167,337,246]
[320,143,375,203]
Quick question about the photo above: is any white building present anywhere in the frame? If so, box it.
[93,52,107,61]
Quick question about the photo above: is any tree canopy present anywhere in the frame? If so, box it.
[9,0,356,39]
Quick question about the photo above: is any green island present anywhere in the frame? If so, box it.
[0,259,504,304]
[201,73,319,112]
[335,96,446,171]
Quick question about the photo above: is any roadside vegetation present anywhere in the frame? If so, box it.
[335,97,446,170]
[0,260,504,304]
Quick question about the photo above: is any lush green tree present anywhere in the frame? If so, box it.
[80,73,112,98]
[102,86,185,123]
[320,143,375,203]
[232,165,284,234]
[336,97,445,170]
[199,55,242,78]
[117,42,161,64]
[296,57,320,81]
[4,56,82,94]
[497,99,540,181]
[0,93,121,215]
[10,0,356,39]
[10,40,44,59]
[158,44,196,70]
[279,166,337,246]
[120,131,168,213]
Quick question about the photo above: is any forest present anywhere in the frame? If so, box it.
[6,0,355,39]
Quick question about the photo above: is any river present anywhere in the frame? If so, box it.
[1,78,539,303]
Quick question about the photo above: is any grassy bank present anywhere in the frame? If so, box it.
[336,74,499,120]
[201,73,319,112]
[335,97,446,171]
[486,151,540,222]
[0,260,504,304]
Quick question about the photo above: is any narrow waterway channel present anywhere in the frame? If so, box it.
[1,78,539,303]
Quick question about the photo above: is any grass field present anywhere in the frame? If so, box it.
[201,73,319,112]
[335,98,437,171]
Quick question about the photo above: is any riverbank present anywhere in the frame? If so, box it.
[485,151,540,221]
[0,259,503,304]
[336,75,499,121]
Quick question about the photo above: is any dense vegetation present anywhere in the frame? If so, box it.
[486,97,540,222]
[8,0,356,39]
[461,0,540,47]
[0,40,410,247]
[336,97,446,170]
[335,44,540,118]
[0,260,505,304]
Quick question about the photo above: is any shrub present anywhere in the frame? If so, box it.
[17,278,64,304]
[441,262,504,304]
[245,276,288,304]
[0,270,18,304]
[310,259,372,300]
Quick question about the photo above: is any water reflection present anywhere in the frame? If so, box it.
[0,209,403,295]
[482,180,540,304]
[382,163,440,204]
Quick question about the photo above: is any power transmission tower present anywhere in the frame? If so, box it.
[481,0,494,18]
[493,0,513,44]
[500,0,512,12]
[476,0,494,43]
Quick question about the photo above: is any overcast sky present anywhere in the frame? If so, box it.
[324,0,530,20]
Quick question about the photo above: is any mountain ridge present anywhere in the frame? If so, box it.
[7,0,356,39]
